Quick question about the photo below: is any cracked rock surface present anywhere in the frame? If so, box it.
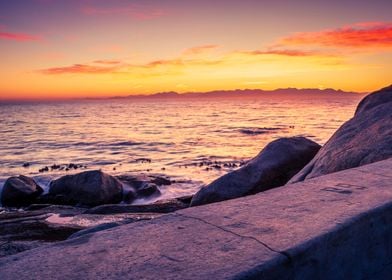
[0,159,392,279]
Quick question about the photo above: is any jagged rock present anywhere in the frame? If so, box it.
[289,85,392,183]
[1,176,43,207]
[48,170,123,207]
[191,137,320,206]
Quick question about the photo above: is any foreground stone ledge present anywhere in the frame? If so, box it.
[0,159,392,280]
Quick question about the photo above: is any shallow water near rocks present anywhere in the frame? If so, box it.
[0,95,362,202]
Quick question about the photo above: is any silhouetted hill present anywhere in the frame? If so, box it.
[112,88,365,100]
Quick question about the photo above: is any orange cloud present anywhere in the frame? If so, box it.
[38,55,224,75]
[37,42,344,76]
[239,49,323,57]
[38,64,120,75]
[280,22,392,49]
[146,59,184,67]
[183,45,220,55]
[0,30,41,42]
[93,60,122,65]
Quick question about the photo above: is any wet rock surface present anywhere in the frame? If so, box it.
[289,85,392,183]
[1,176,43,208]
[191,137,320,206]
[0,205,84,257]
[117,174,173,203]
[0,196,187,258]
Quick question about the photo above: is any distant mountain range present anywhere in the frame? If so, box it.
[0,88,366,104]
[108,88,365,100]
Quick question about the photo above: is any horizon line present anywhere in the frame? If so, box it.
[0,86,370,103]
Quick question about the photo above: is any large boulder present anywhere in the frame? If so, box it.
[1,175,43,207]
[289,85,392,183]
[190,137,320,206]
[48,170,123,207]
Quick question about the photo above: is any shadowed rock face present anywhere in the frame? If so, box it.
[1,176,43,207]
[48,170,123,207]
[191,137,320,206]
[289,85,392,183]
[86,196,190,215]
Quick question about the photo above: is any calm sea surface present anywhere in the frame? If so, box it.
[0,95,363,201]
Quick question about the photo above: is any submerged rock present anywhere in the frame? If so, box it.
[1,176,43,207]
[289,85,392,183]
[117,174,168,203]
[48,170,123,207]
[191,137,320,206]
[136,183,161,198]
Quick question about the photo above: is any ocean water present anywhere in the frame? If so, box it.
[0,95,363,201]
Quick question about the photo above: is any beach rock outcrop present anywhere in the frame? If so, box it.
[48,170,123,207]
[190,137,320,206]
[1,176,43,207]
[289,85,392,183]
[0,204,158,257]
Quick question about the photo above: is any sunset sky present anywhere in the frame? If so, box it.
[0,0,391,99]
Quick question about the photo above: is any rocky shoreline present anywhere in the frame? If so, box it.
[0,85,391,259]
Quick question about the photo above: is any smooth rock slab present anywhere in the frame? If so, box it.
[0,159,392,279]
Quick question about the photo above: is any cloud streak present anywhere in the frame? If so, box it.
[280,22,392,49]
[238,49,324,57]
[37,46,342,76]
[93,60,122,65]
[182,45,220,55]
[0,30,41,42]
[38,63,121,75]
[38,57,223,75]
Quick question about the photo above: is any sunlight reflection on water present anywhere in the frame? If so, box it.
[0,95,362,198]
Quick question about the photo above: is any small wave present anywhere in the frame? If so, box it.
[239,127,285,135]
[106,141,143,147]
[295,134,317,139]
[73,141,101,146]
[145,142,175,147]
